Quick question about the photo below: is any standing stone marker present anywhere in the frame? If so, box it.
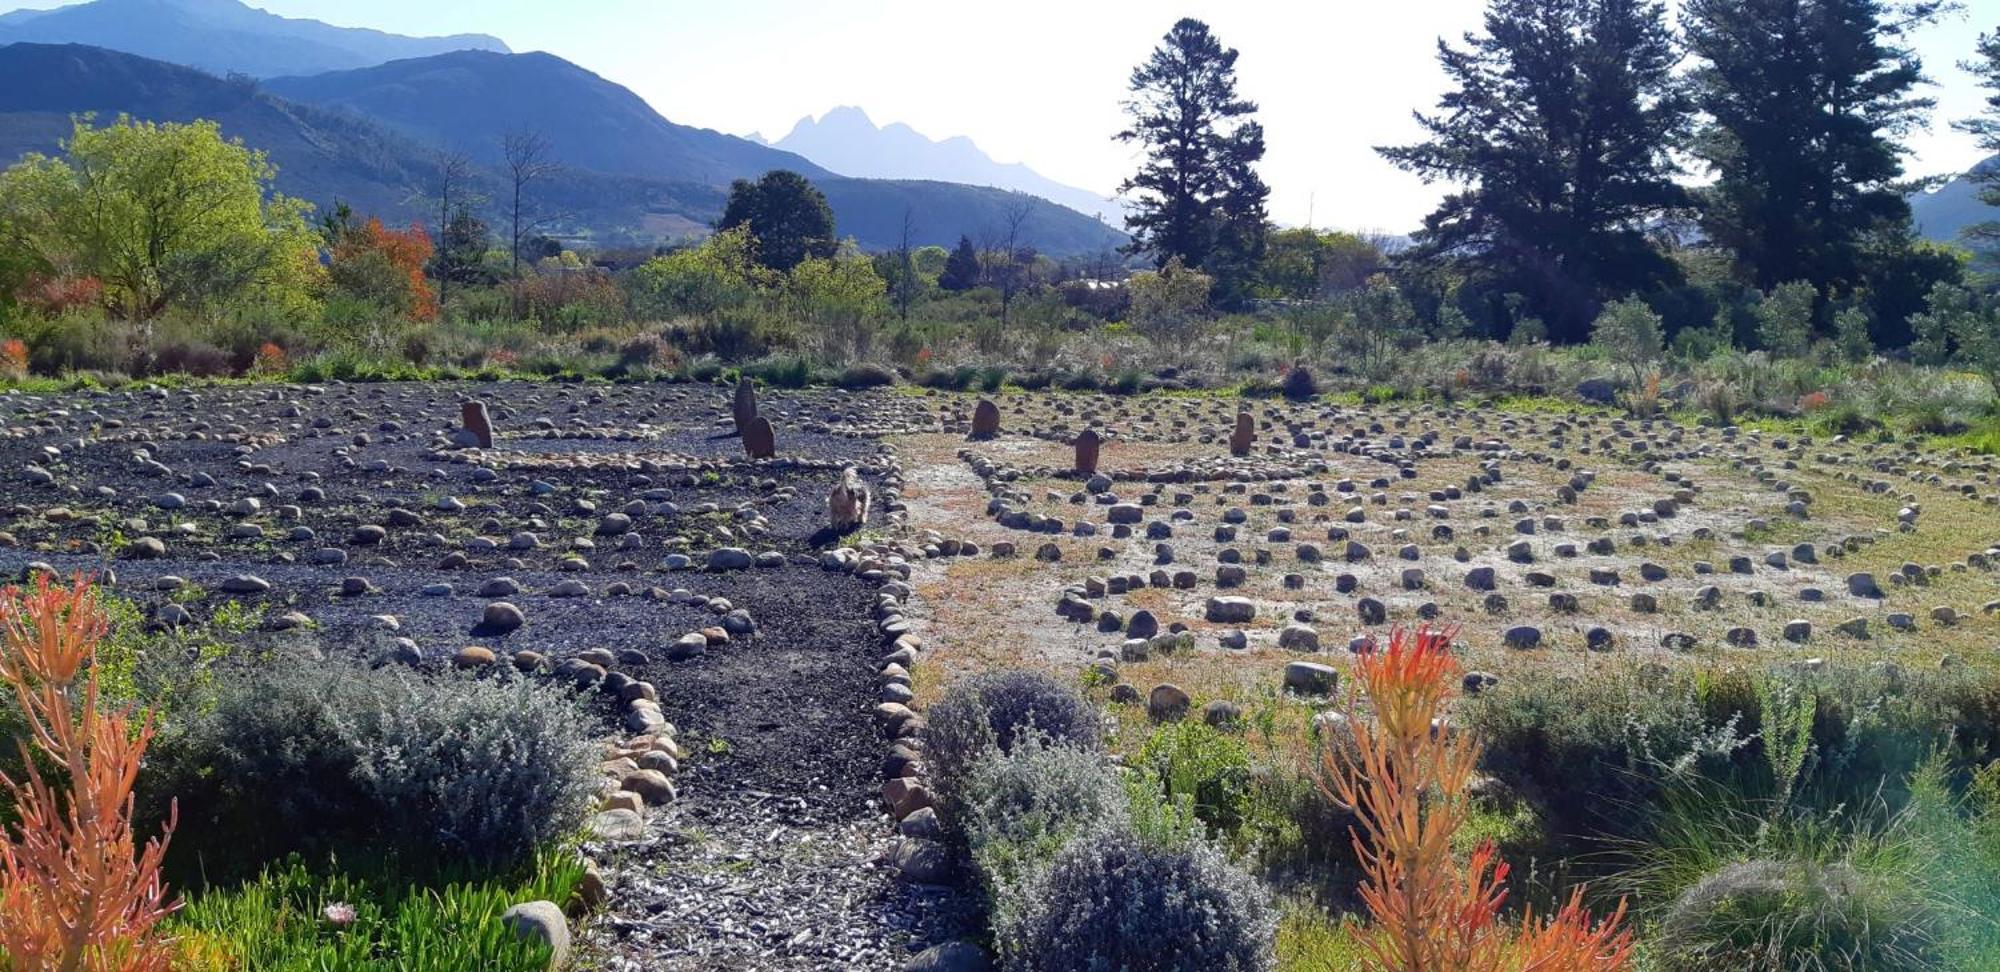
[460,401,494,448]
[743,415,775,459]
[969,399,1000,440]
[1075,429,1101,476]
[1228,411,1254,457]
[732,378,758,435]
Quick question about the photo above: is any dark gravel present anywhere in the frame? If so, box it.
[0,380,972,970]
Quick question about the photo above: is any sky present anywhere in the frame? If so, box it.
[5,0,1997,233]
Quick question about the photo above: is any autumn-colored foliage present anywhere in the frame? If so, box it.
[0,339,27,381]
[1323,626,1632,972]
[251,342,288,376]
[0,574,178,971]
[22,275,104,316]
[330,218,438,322]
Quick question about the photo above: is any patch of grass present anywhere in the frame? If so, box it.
[167,849,584,972]
[1275,906,1370,971]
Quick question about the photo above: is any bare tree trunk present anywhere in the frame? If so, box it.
[500,130,556,320]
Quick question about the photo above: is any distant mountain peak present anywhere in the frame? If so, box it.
[0,0,510,77]
[772,107,1115,221]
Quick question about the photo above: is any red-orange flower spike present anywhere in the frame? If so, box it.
[0,572,178,972]
[1323,624,1631,972]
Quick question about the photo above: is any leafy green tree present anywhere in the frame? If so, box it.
[0,115,318,320]
[1754,281,1819,358]
[787,251,887,362]
[1832,305,1875,362]
[912,245,949,281]
[1116,18,1269,307]
[1906,280,1996,372]
[1256,228,1386,300]
[1957,25,2000,247]
[1126,256,1212,356]
[627,226,774,320]
[1341,275,1425,379]
[939,235,981,292]
[1685,0,1938,294]
[1591,297,1666,385]
[719,170,835,273]
[1381,0,1691,344]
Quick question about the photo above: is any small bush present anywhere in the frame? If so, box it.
[960,733,1130,906]
[1464,666,1751,847]
[148,659,597,879]
[835,361,897,388]
[1138,720,1253,837]
[1655,858,1938,971]
[926,669,1101,834]
[1000,826,1275,972]
[1279,364,1318,400]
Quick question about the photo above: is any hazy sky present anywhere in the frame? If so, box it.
[6,0,1997,232]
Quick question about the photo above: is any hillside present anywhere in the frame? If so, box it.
[264,50,825,185]
[0,43,720,242]
[1910,156,1998,245]
[262,51,1126,254]
[770,106,1118,222]
[0,0,506,78]
[0,43,1125,253]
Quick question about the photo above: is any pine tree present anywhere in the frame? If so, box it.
[939,235,981,292]
[1956,25,2000,246]
[1380,0,1691,343]
[1686,0,1940,296]
[1116,18,1269,307]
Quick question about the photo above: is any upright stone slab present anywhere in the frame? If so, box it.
[1074,429,1101,476]
[732,378,757,435]
[969,398,1000,440]
[743,415,775,459]
[1228,411,1254,457]
[460,400,494,448]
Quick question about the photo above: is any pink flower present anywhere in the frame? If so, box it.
[323,902,358,928]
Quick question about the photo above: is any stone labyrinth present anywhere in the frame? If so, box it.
[901,393,2000,721]
[0,379,971,971]
[0,379,1996,969]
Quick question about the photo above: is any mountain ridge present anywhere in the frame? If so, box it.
[0,43,1128,254]
[0,0,508,78]
[772,105,1118,222]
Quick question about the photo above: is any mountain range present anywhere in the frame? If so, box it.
[0,0,507,78]
[760,106,1118,222]
[0,0,1126,255]
[1910,157,1998,246]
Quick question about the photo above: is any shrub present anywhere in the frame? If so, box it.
[1464,666,1752,848]
[1138,720,1253,838]
[960,733,1130,908]
[1655,859,1938,971]
[148,659,596,878]
[926,669,1101,835]
[1279,363,1318,400]
[999,825,1275,972]
[835,361,897,388]
[151,339,235,377]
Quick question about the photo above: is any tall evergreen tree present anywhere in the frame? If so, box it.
[718,170,835,273]
[939,235,981,292]
[1381,0,1691,343]
[1957,25,2000,246]
[1685,0,1940,296]
[1116,18,1269,307]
